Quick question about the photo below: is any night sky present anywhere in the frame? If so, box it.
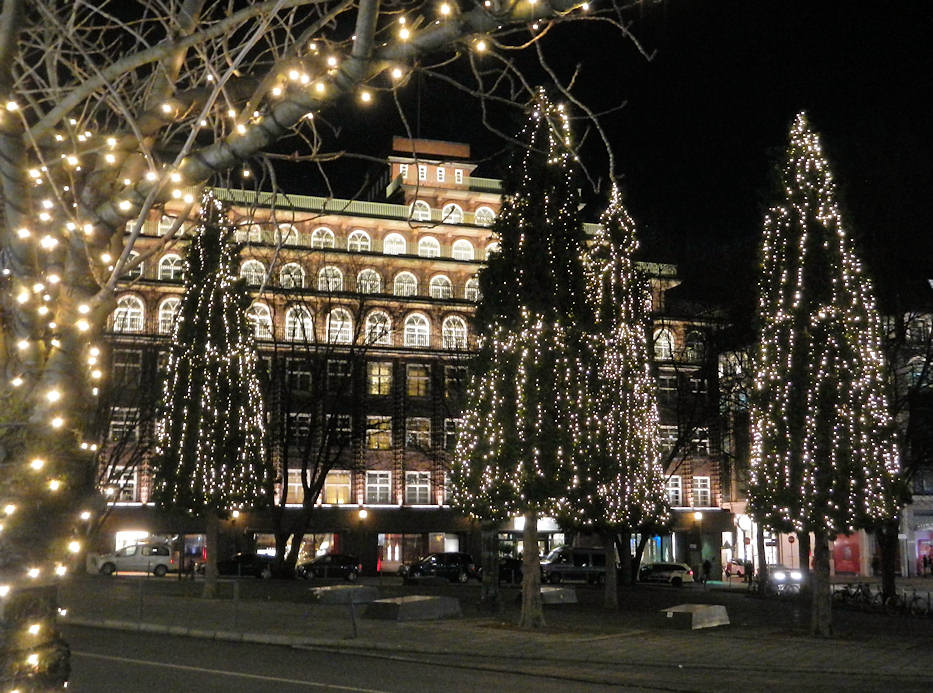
[290,0,932,313]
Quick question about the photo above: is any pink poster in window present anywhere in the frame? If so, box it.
[832,534,861,574]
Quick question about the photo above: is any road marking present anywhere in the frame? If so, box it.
[72,650,387,692]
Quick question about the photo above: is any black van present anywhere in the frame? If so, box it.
[540,546,608,584]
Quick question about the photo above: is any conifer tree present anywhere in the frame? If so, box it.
[452,90,590,628]
[571,187,670,607]
[749,112,899,636]
[151,192,273,597]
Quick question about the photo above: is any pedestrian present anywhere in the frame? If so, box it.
[924,554,931,577]
[871,555,880,577]
[702,558,712,584]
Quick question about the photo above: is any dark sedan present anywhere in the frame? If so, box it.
[399,552,479,584]
[296,554,361,581]
[216,552,275,578]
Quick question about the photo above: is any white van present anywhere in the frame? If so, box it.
[93,542,175,576]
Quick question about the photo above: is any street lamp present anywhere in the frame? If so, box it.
[694,511,704,580]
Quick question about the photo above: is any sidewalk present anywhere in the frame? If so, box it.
[61,575,933,685]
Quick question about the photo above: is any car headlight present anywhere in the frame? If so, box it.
[790,571,802,581]
[772,571,786,581]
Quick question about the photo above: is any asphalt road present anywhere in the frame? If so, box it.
[64,625,623,693]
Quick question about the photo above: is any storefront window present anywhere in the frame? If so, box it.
[323,470,351,504]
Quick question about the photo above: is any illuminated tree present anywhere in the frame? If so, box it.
[151,192,273,598]
[571,187,669,607]
[452,90,589,628]
[749,112,899,637]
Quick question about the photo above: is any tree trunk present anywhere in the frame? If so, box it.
[633,532,651,584]
[756,525,768,592]
[602,528,619,609]
[810,530,832,637]
[519,509,544,629]
[617,529,633,587]
[797,531,811,598]
[877,518,899,600]
[202,510,219,599]
[480,526,501,612]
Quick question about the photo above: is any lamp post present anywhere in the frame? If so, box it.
[694,511,704,580]
[357,508,368,574]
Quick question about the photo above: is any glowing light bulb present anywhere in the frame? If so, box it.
[11,377,23,387]
[28,624,40,635]
[55,565,67,576]
[327,56,338,67]
[27,568,39,579]
[16,227,30,238]
[390,67,404,80]
[26,653,39,666]
[76,319,90,332]
[118,200,132,211]
[80,511,91,521]
[314,82,325,94]
[30,458,44,471]
[475,39,488,52]
[46,389,61,403]
[50,416,64,429]
[399,27,410,40]
[359,90,372,103]
[161,102,173,114]
[440,2,451,15]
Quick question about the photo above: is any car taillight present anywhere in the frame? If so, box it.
[688,570,693,575]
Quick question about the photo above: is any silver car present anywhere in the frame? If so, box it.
[638,562,695,587]
[94,542,175,577]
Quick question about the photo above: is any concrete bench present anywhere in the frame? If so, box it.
[660,603,730,630]
[541,586,578,604]
[310,585,379,605]
[364,595,462,621]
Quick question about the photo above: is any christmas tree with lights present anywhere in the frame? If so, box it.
[451,90,589,628]
[749,112,899,636]
[151,192,272,596]
[571,187,670,605]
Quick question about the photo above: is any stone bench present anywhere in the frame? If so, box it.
[660,603,730,630]
[310,585,379,605]
[541,585,578,604]
[364,595,462,621]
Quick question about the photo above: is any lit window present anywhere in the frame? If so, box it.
[442,315,468,350]
[112,295,144,333]
[451,239,474,261]
[691,428,710,456]
[368,361,393,396]
[418,236,440,258]
[436,167,446,183]
[659,425,678,452]
[444,418,463,450]
[248,303,273,339]
[653,328,675,360]
[474,206,495,226]
[108,465,138,502]
[418,164,427,181]
[158,297,181,335]
[693,476,711,507]
[684,331,705,361]
[366,415,392,450]
[405,471,431,504]
[279,262,305,288]
[109,407,139,443]
[410,201,431,222]
[407,364,430,397]
[485,242,499,259]
[286,467,309,504]
[406,418,431,449]
[403,314,430,347]
[240,260,266,287]
[318,266,343,292]
[441,203,463,225]
[454,169,463,184]
[399,163,409,180]
[247,224,263,243]
[366,471,392,504]
[365,311,391,345]
[157,215,175,237]
[394,272,418,297]
[288,412,313,447]
[347,230,371,252]
[383,232,407,255]
[326,308,353,344]
[464,278,480,302]
[666,476,682,506]
[357,269,382,294]
[429,275,452,299]
[158,254,184,281]
[310,227,335,249]
[276,224,301,246]
[285,306,314,342]
[323,470,351,504]
[122,252,142,280]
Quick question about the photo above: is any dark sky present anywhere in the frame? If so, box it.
[293,0,932,310]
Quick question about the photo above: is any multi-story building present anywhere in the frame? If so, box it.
[95,137,730,575]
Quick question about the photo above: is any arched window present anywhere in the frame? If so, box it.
[684,331,705,361]
[474,206,495,226]
[158,297,180,335]
[410,200,431,222]
[247,303,274,340]
[464,278,480,302]
[418,236,440,258]
[113,295,144,333]
[280,263,305,289]
[485,242,500,259]
[247,224,264,243]
[158,254,184,281]
[383,233,406,255]
[429,275,453,299]
[326,308,353,344]
[394,272,418,297]
[157,215,175,237]
[653,328,675,360]
[318,266,343,292]
[451,239,474,261]
[240,259,266,287]
[310,227,335,249]
[347,230,371,252]
[122,252,143,280]
[442,315,468,350]
[365,311,392,345]
[276,223,301,246]
[357,269,381,294]
[403,313,430,347]
[441,203,463,225]
[285,306,314,342]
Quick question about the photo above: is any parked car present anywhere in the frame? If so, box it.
[765,564,804,594]
[638,562,695,587]
[216,552,274,578]
[296,554,361,581]
[94,542,174,577]
[498,556,523,584]
[724,558,748,578]
[540,546,608,584]
[399,552,478,583]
